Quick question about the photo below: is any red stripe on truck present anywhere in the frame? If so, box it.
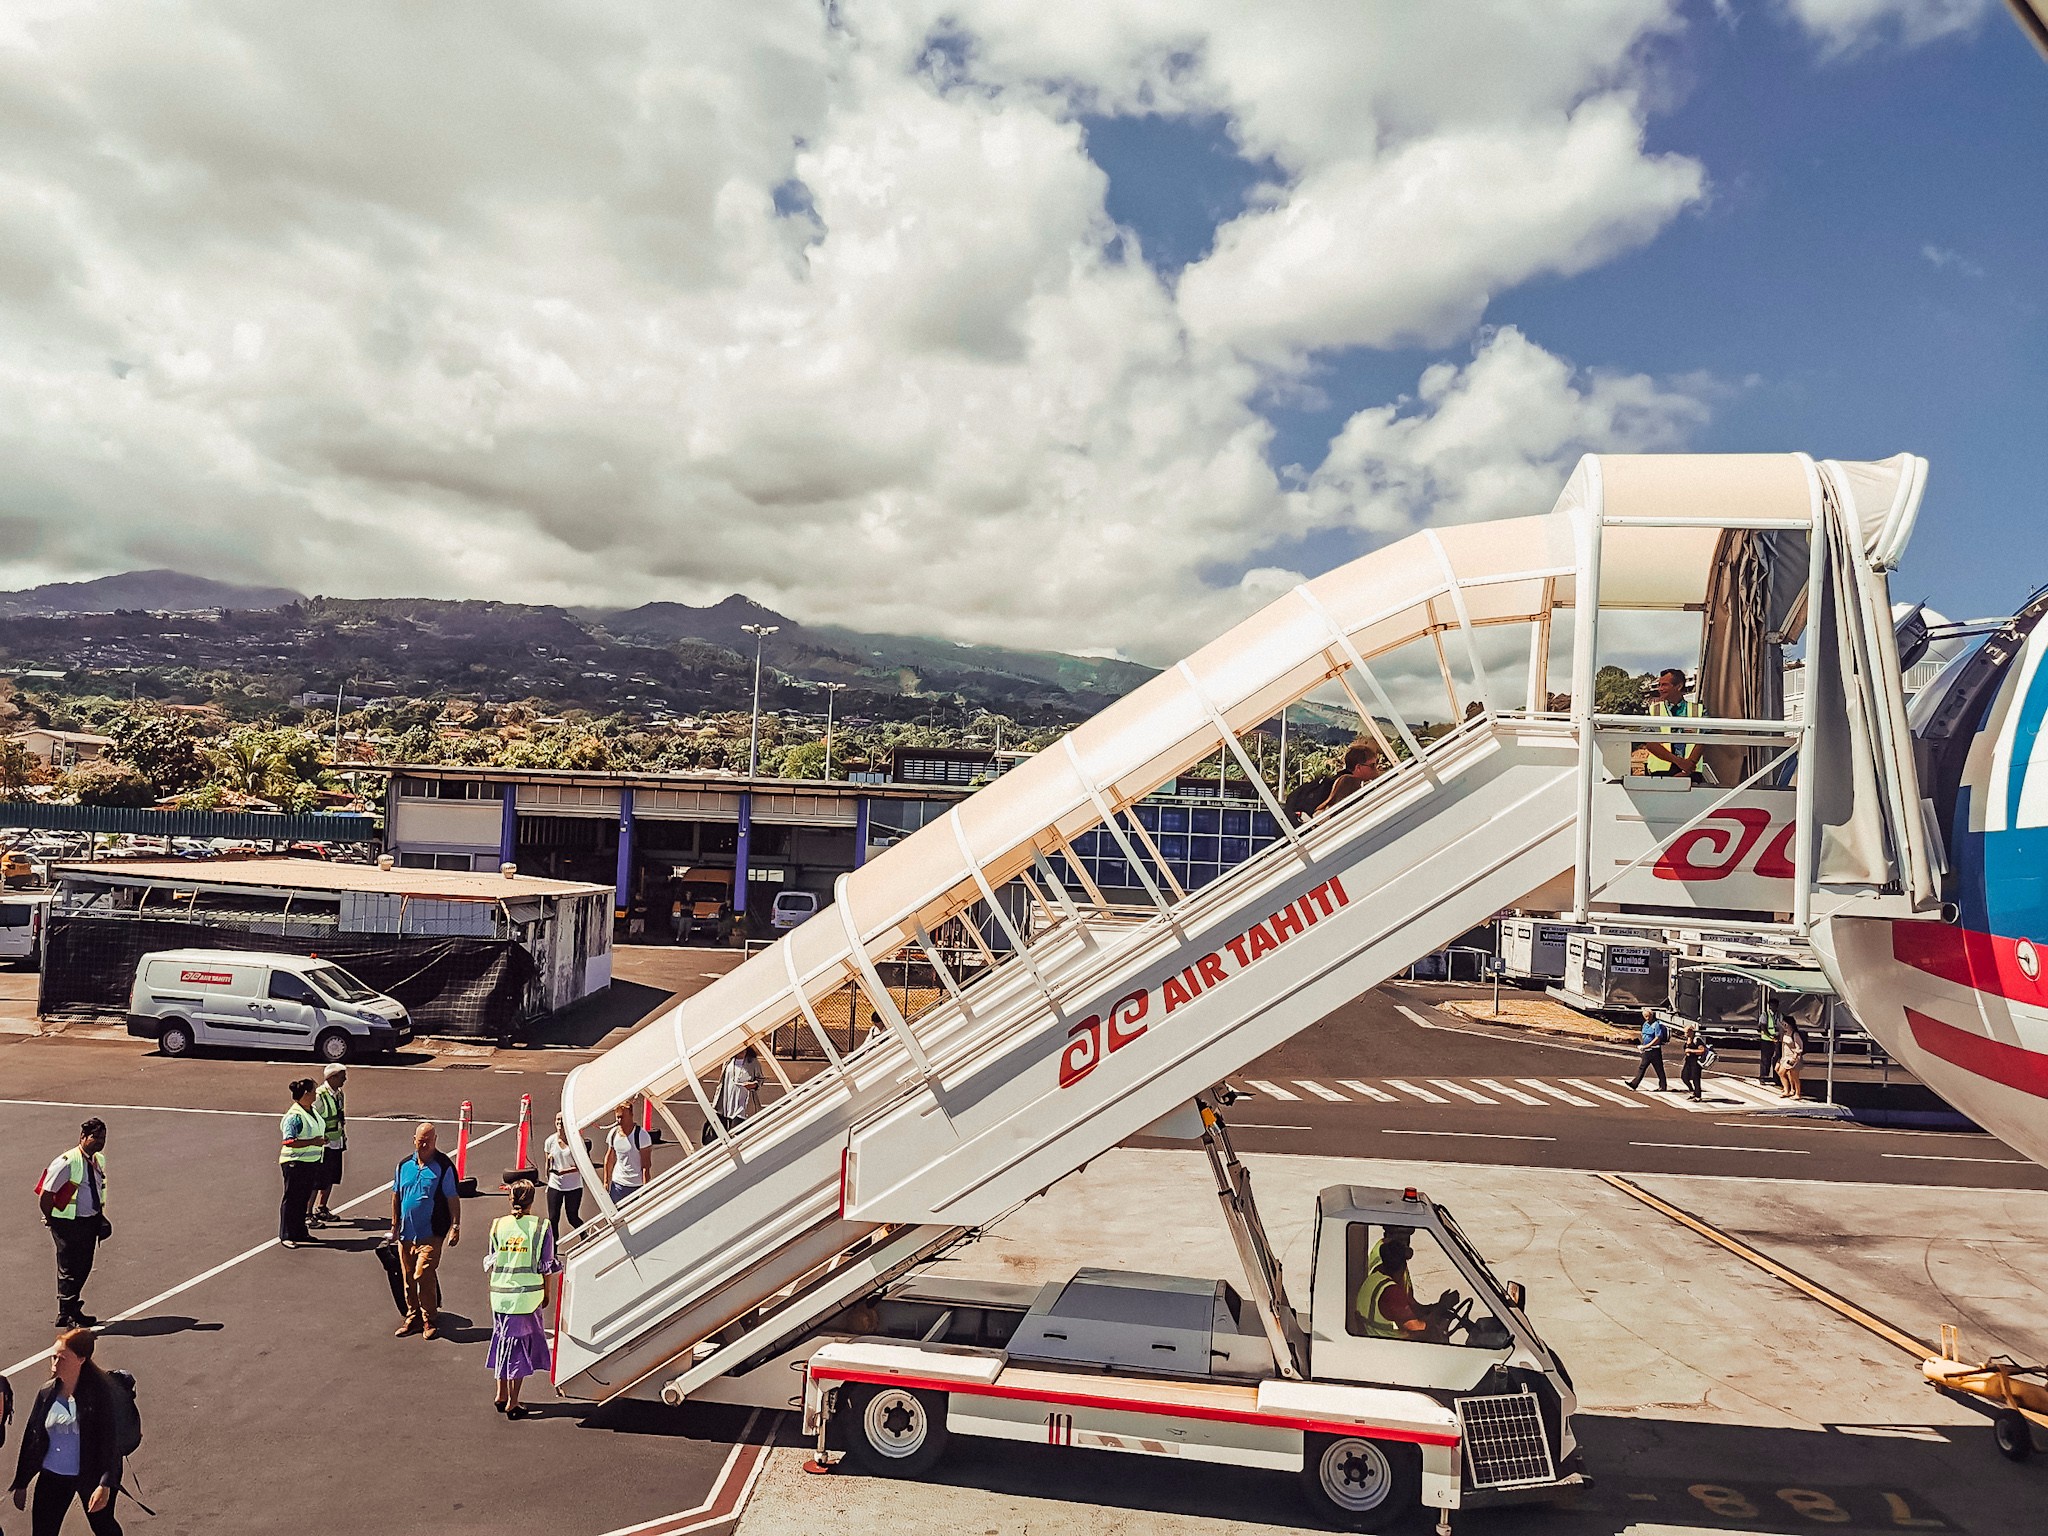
[809,1364,1460,1448]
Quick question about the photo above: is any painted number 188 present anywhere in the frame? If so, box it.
[1686,1485,1945,1528]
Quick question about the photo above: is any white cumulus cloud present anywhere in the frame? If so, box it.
[1778,0,1996,54]
[0,0,1714,662]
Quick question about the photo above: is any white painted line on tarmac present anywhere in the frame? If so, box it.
[1294,1079,1347,1101]
[1382,1129,1556,1142]
[1630,1142,1809,1155]
[1338,1079,1398,1102]
[1881,1152,2029,1165]
[597,1409,765,1536]
[2,1122,514,1382]
[1394,1003,1631,1057]
[1429,1079,1496,1104]
[1383,1079,1450,1104]
[1472,1078,1546,1106]
[1245,1079,1300,1101]
[1518,1078,1595,1108]
[1563,1078,1644,1108]
[1231,1122,1311,1131]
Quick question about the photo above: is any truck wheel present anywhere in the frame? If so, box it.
[837,1383,949,1476]
[158,1020,195,1058]
[1299,1434,1420,1532]
[1995,1408,2033,1462]
[315,1029,355,1065]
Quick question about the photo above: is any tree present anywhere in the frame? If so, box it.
[779,740,827,780]
[1594,666,1651,716]
[0,738,49,798]
[63,759,155,808]
[107,711,210,795]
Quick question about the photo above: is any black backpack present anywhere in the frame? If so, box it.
[106,1369,142,1458]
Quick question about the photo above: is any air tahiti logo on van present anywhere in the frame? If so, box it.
[1651,808,1795,883]
[179,970,234,985]
[1058,876,1352,1089]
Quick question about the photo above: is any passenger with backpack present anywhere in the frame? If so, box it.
[388,1122,462,1340]
[8,1329,125,1535]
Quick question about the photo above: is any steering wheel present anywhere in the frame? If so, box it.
[1438,1292,1476,1340]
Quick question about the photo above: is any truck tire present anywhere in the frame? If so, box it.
[1995,1408,2033,1461]
[1299,1433,1421,1532]
[158,1019,195,1058]
[315,1028,355,1065]
[837,1383,950,1476]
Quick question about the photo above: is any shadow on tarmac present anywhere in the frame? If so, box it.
[521,979,674,1049]
[96,1315,221,1340]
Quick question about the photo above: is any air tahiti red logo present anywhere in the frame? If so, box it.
[1651,808,1795,882]
[1058,876,1352,1089]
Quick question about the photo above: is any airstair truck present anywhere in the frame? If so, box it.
[548,453,1933,1530]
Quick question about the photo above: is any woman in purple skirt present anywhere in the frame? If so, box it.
[485,1181,560,1419]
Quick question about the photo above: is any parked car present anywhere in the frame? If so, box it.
[0,893,51,968]
[127,949,413,1062]
[770,889,821,931]
[2,851,43,888]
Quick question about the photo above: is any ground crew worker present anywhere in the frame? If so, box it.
[278,1078,326,1248]
[1757,1007,1781,1086]
[39,1120,109,1329]
[1635,668,1701,777]
[310,1064,347,1225]
[1355,1229,1437,1341]
[485,1181,559,1418]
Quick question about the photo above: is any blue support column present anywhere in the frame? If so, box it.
[498,785,517,869]
[614,787,635,918]
[733,793,753,917]
[853,797,870,868]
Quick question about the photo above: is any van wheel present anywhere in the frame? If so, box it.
[837,1384,949,1476]
[158,1020,195,1058]
[1299,1434,1420,1531]
[315,1029,354,1065]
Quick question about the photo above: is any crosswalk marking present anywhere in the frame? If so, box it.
[1517,1078,1596,1108]
[1295,1079,1347,1102]
[1429,1079,1498,1105]
[1339,1079,1399,1102]
[1383,1079,1451,1105]
[1472,1078,1547,1106]
[1715,1076,1788,1106]
[1245,1079,1300,1101]
[1563,1078,1644,1109]
[1611,1077,1769,1114]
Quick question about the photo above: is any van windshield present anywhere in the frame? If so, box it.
[306,965,379,1004]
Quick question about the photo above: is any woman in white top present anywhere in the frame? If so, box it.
[542,1114,585,1234]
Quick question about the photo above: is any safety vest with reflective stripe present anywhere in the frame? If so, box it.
[1353,1245,1407,1339]
[46,1149,107,1222]
[314,1085,346,1151]
[1641,698,1698,775]
[488,1213,547,1316]
[280,1105,325,1164]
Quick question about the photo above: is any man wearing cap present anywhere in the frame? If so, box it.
[310,1065,347,1226]
[39,1119,109,1329]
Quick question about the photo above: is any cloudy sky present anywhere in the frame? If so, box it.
[0,0,2041,659]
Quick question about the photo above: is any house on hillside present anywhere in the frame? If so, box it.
[10,728,114,770]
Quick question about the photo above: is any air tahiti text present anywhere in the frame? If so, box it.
[1058,875,1352,1089]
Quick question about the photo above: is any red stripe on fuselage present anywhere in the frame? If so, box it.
[1891,923,2048,1009]
[1906,1008,2048,1101]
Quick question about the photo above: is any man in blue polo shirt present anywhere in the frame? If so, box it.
[388,1121,461,1339]
[1626,1008,1670,1092]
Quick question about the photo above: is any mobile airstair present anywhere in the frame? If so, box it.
[551,452,1936,1408]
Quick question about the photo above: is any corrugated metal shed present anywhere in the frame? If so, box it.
[0,803,380,841]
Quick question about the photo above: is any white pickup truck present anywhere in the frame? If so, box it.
[687,1106,1586,1532]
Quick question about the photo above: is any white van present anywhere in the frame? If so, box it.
[769,889,821,931]
[0,893,51,968]
[126,949,413,1062]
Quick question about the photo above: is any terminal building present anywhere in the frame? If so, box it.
[382,753,1290,938]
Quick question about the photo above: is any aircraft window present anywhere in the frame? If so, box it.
[1343,1222,1510,1350]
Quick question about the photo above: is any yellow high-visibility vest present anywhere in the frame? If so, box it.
[1641,699,1699,775]
[488,1213,548,1316]
[46,1149,107,1222]
[279,1105,325,1164]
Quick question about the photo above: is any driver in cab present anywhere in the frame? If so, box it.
[1355,1227,1457,1343]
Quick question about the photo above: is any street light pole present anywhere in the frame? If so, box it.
[742,623,779,778]
[820,682,846,780]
